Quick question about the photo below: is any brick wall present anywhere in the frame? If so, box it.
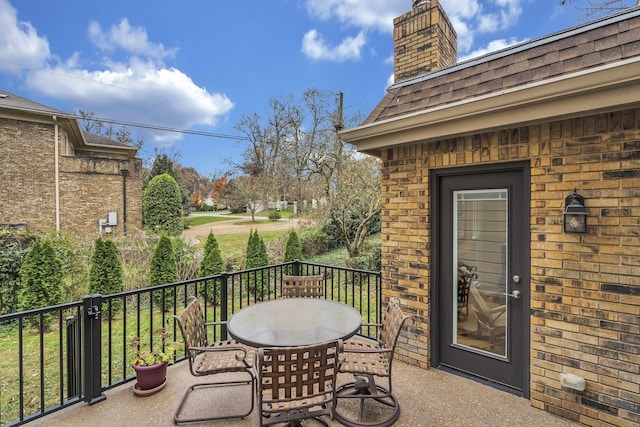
[0,117,143,240]
[393,0,457,83]
[59,155,142,238]
[382,107,640,426]
[0,117,57,231]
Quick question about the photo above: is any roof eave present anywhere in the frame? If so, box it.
[60,118,138,159]
[340,57,640,157]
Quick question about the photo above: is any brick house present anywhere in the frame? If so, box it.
[341,1,640,425]
[0,90,143,239]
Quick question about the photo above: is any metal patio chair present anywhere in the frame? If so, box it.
[256,340,344,426]
[468,281,506,350]
[457,262,477,319]
[172,296,255,424]
[333,297,413,427]
[282,274,325,298]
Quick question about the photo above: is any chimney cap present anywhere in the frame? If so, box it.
[413,0,430,7]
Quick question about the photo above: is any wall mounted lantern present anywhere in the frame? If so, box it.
[564,189,587,233]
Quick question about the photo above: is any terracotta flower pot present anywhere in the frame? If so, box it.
[133,362,167,390]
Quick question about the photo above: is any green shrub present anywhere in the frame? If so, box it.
[18,238,64,329]
[143,173,184,236]
[0,230,35,315]
[283,230,303,273]
[199,232,224,304]
[88,238,124,317]
[149,234,178,311]
[299,227,336,257]
[51,233,91,302]
[267,210,281,221]
[116,232,153,291]
[173,237,200,282]
[245,230,269,299]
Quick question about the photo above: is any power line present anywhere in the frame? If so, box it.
[82,115,250,141]
[4,103,250,141]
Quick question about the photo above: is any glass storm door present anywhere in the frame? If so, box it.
[434,164,530,396]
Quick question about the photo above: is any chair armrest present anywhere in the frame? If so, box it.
[361,322,382,328]
[189,344,246,353]
[343,346,393,354]
[205,321,228,327]
[189,344,250,361]
[486,305,506,315]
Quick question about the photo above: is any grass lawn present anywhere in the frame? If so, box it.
[184,215,236,227]
[214,230,290,267]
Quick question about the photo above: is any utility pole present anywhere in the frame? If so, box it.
[335,91,344,132]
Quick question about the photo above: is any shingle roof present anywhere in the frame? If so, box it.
[0,90,68,117]
[81,131,130,148]
[365,7,640,125]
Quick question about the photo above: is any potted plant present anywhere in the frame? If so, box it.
[130,328,179,396]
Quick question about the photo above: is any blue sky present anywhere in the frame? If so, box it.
[0,0,629,177]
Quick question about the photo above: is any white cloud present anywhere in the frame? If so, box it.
[306,0,404,33]
[386,73,394,89]
[25,59,233,145]
[88,18,178,61]
[0,0,232,147]
[441,0,524,53]
[303,0,526,60]
[302,29,366,62]
[458,36,527,62]
[0,0,50,75]
[440,0,482,20]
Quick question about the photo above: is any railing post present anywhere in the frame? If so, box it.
[292,259,301,276]
[220,273,229,339]
[82,294,106,405]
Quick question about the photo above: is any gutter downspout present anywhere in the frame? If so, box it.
[53,115,60,232]
[121,169,128,235]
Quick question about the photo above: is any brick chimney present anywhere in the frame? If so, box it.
[394,0,457,83]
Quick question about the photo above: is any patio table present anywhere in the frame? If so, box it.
[227,298,362,347]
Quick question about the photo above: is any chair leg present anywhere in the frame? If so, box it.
[333,375,400,427]
[174,374,254,425]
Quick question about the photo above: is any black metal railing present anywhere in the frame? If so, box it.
[0,261,381,427]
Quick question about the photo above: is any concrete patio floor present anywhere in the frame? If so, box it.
[28,360,581,427]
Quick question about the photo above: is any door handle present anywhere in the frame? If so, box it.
[507,290,521,299]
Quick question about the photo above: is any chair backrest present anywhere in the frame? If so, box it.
[172,297,208,366]
[457,262,477,309]
[468,282,506,327]
[257,340,343,424]
[282,274,324,298]
[378,298,412,364]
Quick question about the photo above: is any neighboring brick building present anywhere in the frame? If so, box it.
[342,1,640,425]
[0,91,143,239]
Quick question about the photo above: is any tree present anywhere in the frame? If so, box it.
[0,231,34,315]
[209,176,228,207]
[233,88,380,257]
[321,154,382,258]
[76,109,143,148]
[223,176,262,221]
[149,152,176,181]
[190,189,205,208]
[18,238,64,329]
[143,173,184,236]
[88,238,124,317]
[561,0,637,19]
[234,89,338,205]
[149,234,178,310]
[199,232,224,304]
[245,230,269,299]
[283,229,303,274]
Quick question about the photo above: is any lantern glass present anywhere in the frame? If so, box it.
[563,190,587,233]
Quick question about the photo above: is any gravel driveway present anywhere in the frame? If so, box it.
[181,214,298,243]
